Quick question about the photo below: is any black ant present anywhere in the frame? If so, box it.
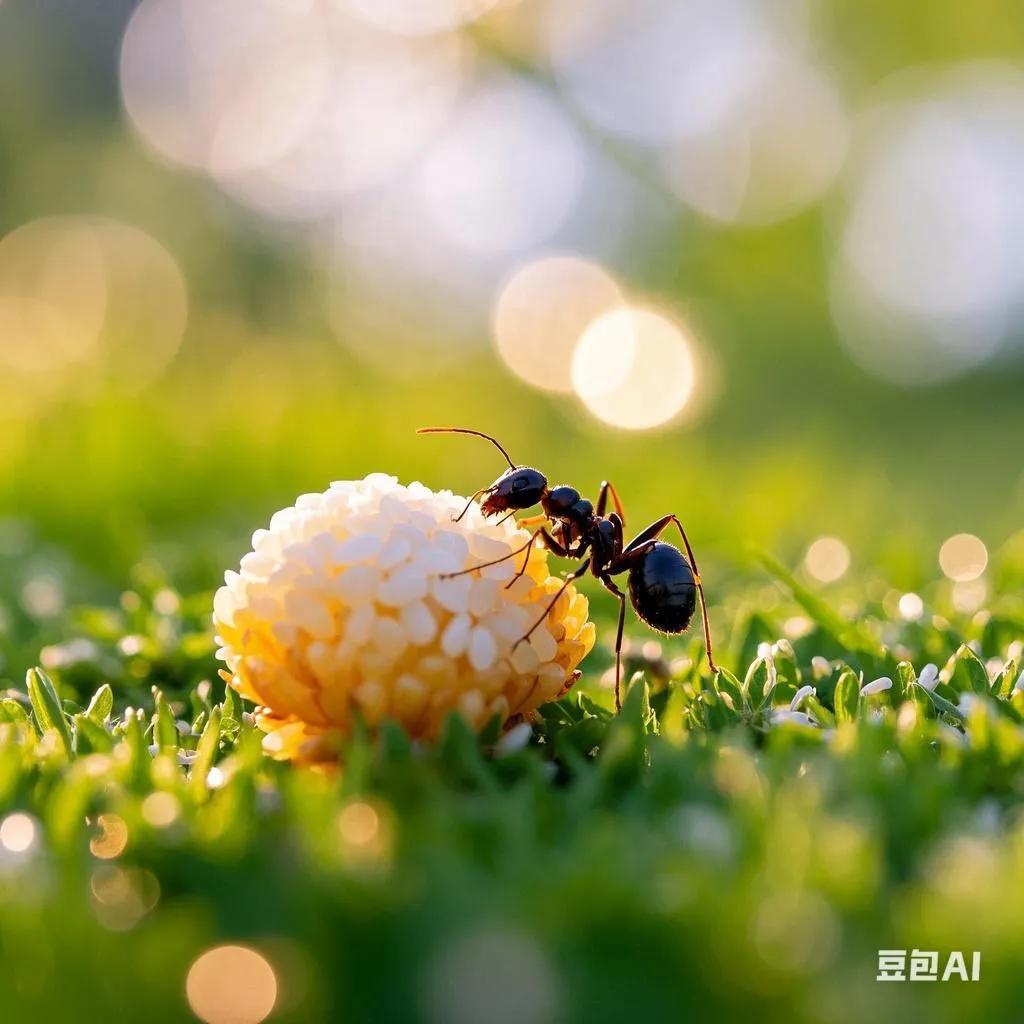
[418,427,718,711]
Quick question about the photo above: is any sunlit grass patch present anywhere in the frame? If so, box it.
[0,554,1023,1022]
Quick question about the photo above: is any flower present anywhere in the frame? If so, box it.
[811,656,832,679]
[790,685,815,711]
[917,663,939,691]
[860,676,892,697]
[770,709,815,727]
[213,475,595,761]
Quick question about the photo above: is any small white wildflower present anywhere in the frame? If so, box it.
[756,642,773,661]
[177,750,198,766]
[917,663,939,691]
[958,693,977,715]
[771,709,816,727]
[1013,671,1024,694]
[39,637,99,670]
[860,676,893,696]
[774,638,795,659]
[493,721,533,757]
[811,656,831,678]
[790,685,815,711]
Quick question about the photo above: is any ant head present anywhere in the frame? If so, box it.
[480,467,548,517]
[416,427,548,520]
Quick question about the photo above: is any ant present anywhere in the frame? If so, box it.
[418,427,718,711]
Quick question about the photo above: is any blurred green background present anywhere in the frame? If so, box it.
[3,3,1024,1023]
[1,0,1023,606]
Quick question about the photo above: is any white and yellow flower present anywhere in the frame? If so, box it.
[213,474,595,761]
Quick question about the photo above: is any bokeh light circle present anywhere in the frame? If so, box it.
[0,216,187,406]
[831,63,1024,385]
[121,0,468,221]
[666,52,848,225]
[545,0,774,145]
[418,80,586,254]
[120,0,330,174]
[804,537,851,583]
[571,307,696,430]
[223,23,467,219]
[186,945,278,1024]
[939,533,988,582]
[0,813,38,854]
[493,256,623,393]
[898,592,924,621]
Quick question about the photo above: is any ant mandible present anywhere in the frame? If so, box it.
[418,427,718,711]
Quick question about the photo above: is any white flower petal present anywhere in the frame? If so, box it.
[771,710,815,727]
[441,614,472,657]
[790,685,815,711]
[399,601,437,645]
[494,721,533,756]
[468,626,498,671]
[378,564,429,607]
[860,676,893,696]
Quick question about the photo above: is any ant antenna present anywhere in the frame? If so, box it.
[416,427,516,470]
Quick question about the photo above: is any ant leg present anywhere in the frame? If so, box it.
[501,532,538,590]
[441,528,568,581]
[618,514,718,674]
[502,528,567,590]
[596,480,627,529]
[597,576,628,712]
[442,531,536,579]
[513,562,590,650]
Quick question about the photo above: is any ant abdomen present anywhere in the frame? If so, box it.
[628,542,697,635]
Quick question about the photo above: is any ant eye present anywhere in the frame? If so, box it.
[512,478,527,490]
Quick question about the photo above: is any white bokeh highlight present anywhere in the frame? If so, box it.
[831,64,1024,385]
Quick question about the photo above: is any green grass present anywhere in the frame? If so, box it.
[2,552,1024,1023]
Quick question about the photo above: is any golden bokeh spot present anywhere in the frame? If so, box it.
[493,255,622,393]
[141,792,181,829]
[338,801,379,846]
[939,533,988,582]
[186,945,278,1024]
[0,216,187,417]
[337,800,393,866]
[571,307,696,430]
[90,865,161,931]
[89,813,129,860]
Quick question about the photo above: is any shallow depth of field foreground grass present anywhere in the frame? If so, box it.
[2,545,1024,1023]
